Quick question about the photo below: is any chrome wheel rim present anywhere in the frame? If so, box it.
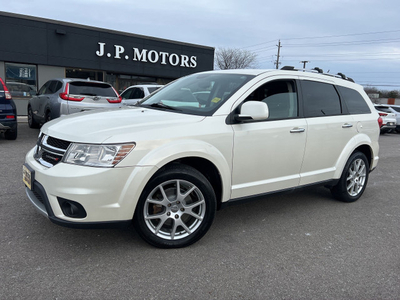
[346,158,366,197]
[144,179,206,240]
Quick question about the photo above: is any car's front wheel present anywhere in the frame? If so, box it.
[331,151,369,202]
[134,165,216,248]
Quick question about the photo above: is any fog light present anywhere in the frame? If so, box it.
[58,198,87,218]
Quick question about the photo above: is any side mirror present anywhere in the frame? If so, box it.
[235,101,269,122]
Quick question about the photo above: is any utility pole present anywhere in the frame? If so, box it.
[275,40,281,69]
[300,61,309,69]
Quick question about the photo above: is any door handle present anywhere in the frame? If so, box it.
[290,127,305,133]
[342,123,353,128]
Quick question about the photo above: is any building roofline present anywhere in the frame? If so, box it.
[0,10,215,50]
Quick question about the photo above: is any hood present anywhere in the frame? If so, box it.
[42,107,205,143]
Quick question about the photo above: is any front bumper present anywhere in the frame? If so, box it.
[25,181,130,228]
[24,147,156,228]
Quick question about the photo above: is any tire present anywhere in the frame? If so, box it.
[134,165,216,248]
[331,152,369,202]
[28,106,39,128]
[4,126,17,140]
[45,110,51,123]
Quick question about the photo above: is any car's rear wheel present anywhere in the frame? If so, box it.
[134,165,216,248]
[28,106,39,128]
[331,151,369,202]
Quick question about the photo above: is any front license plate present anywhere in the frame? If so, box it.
[23,164,34,190]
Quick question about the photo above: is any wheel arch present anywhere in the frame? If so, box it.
[155,157,224,210]
[333,134,376,179]
[119,139,232,219]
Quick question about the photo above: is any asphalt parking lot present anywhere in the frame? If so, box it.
[1,121,399,299]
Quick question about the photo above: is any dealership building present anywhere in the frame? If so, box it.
[0,11,215,115]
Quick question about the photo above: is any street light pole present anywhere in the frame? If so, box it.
[300,60,309,69]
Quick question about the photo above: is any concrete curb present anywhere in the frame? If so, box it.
[17,116,28,123]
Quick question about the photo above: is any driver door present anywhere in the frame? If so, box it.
[231,78,307,199]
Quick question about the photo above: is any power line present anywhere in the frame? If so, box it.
[281,29,400,41]
[242,29,400,49]
[285,37,400,47]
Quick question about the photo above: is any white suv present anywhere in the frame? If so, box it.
[23,68,380,248]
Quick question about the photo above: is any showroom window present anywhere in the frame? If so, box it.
[5,63,37,98]
[66,68,104,81]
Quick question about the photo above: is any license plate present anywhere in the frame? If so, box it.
[23,164,34,190]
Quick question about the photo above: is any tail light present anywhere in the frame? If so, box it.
[0,78,12,100]
[378,117,383,128]
[59,83,84,101]
[107,95,122,103]
[107,87,122,103]
[378,112,387,117]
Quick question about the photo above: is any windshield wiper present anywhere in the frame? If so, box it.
[143,102,182,111]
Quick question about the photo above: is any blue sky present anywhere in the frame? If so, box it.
[2,0,400,90]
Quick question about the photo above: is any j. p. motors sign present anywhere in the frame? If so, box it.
[96,42,198,68]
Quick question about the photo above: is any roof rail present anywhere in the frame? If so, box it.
[280,66,355,83]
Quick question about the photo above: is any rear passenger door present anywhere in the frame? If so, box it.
[298,79,357,185]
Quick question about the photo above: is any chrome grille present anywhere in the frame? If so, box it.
[34,134,71,167]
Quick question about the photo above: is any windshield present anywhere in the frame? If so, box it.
[139,73,254,116]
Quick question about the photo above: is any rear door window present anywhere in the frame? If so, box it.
[301,80,341,117]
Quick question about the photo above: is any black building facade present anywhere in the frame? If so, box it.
[0,11,214,115]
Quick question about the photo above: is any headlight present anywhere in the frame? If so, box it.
[63,143,135,167]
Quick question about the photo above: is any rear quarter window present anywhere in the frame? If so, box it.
[337,86,371,114]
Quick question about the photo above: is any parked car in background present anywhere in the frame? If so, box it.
[120,84,163,106]
[388,104,400,132]
[28,78,122,128]
[374,104,397,133]
[0,77,17,140]
[6,82,36,98]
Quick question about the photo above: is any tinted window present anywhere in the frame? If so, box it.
[337,86,371,114]
[121,88,133,99]
[302,80,341,117]
[131,88,145,99]
[48,81,61,94]
[244,80,298,120]
[374,106,391,113]
[69,82,117,97]
[38,81,51,95]
[391,106,400,113]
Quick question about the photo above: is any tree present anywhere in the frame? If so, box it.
[215,48,257,70]
[387,90,399,98]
